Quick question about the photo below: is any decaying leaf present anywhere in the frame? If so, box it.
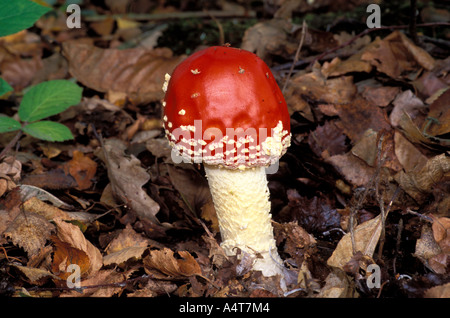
[0,156,21,196]
[424,283,450,298]
[19,184,74,209]
[144,248,202,279]
[413,224,444,274]
[62,150,97,190]
[394,131,428,173]
[166,164,212,214]
[14,265,59,286]
[326,152,375,187]
[424,88,450,137]
[62,41,185,103]
[51,235,91,281]
[317,268,358,298]
[103,246,148,266]
[22,196,74,222]
[105,224,154,254]
[327,212,388,270]
[3,212,55,257]
[361,31,435,79]
[241,19,296,61]
[395,153,450,203]
[21,168,77,190]
[96,138,160,224]
[389,90,426,128]
[53,218,102,278]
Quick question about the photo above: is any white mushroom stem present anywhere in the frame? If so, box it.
[204,164,285,282]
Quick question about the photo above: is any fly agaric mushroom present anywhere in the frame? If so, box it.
[162,46,291,284]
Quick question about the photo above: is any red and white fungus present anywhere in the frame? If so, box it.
[162,45,291,287]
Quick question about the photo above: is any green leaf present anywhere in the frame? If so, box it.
[0,0,52,37]
[0,78,13,96]
[0,117,21,133]
[18,80,82,122]
[22,121,74,141]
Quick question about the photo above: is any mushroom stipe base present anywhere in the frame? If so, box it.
[204,164,286,281]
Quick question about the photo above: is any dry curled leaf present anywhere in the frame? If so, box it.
[144,248,202,279]
[97,138,160,224]
[395,153,450,203]
[62,150,97,190]
[53,218,102,277]
[62,41,185,103]
[3,212,55,257]
[414,224,444,274]
[51,235,91,281]
[327,212,388,270]
[103,246,148,266]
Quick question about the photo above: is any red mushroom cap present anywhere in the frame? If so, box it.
[163,46,291,169]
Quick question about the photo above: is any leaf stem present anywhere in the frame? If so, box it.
[0,129,23,160]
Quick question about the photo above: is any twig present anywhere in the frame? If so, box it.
[409,0,418,44]
[393,218,403,274]
[84,10,256,22]
[0,130,23,160]
[282,20,307,93]
[206,10,225,45]
[375,133,387,260]
[376,186,400,260]
[349,131,387,254]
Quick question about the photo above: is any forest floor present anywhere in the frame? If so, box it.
[0,0,449,300]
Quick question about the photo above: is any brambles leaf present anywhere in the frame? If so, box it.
[0,0,51,37]
[22,121,74,141]
[0,78,13,96]
[18,80,82,122]
[0,117,21,133]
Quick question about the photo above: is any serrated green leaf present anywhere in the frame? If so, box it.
[18,80,82,122]
[0,0,52,37]
[22,121,74,141]
[0,78,13,96]
[0,117,21,133]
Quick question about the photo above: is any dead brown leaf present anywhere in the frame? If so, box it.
[390,90,427,128]
[0,56,43,91]
[327,212,388,270]
[96,138,160,224]
[22,196,74,221]
[51,235,91,281]
[167,164,212,214]
[144,248,202,279]
[62,150,97,190]
[105,224,152,255]
[424,283,450,298]
[424,88,450,137]
[360,83,401,107]
[21,168,77,190]
[361,31,435,79]
[326,152,375,187]
[62,41,185,103]
[334,96,391,143]
[241,19,296,61]
[14,265,59,286]
[414,224,444,274]
[394,131,428,173]
[53,218,102,277]
[395,153,450,203]
[0,156,21,196]
[103,246,147,266]
[3,212,54,258]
